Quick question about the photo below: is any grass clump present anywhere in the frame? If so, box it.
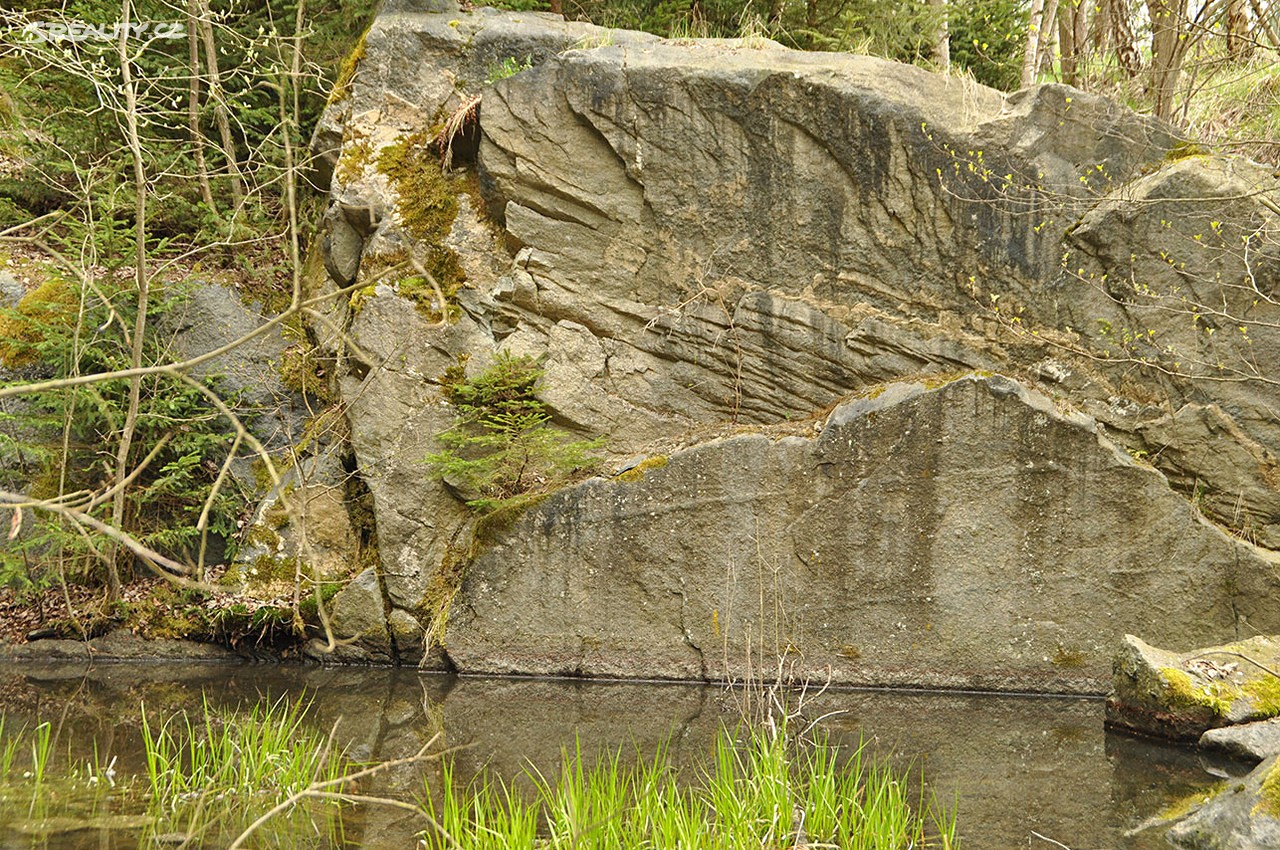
[423,723,958,849]
[486,56,533,84]
[1,696,352,846]
[140,695,348,845]
[1181,53,1280,166]
[0,716,124,830]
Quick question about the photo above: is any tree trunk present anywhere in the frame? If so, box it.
[1225,0,1250,57]
[111,0,151,601]
[194,0,245,206]
[1038,0,1060,76]
[931,0,950,69]
[1022,0,1046,86]
[1058,0,1087,86]
[1108,0,1142,77]
[186,0,215,214]
[1147,0,1189,120]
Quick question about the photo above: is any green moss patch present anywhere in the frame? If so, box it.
[377,131,459,244]
[1243,676,1280,718]
[1164,139,1210,162]
[1159,666,1232,716]
[334,135,375,185]
[618,455,669,482]
[278,342,335,403]
[350,133,469,320]
[1160,782,1227,821]
[328,31,368,105]
[0,276,79,367]
[1255,760,1280,818]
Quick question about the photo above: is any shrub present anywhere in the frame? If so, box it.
[0,276,244,592]
[426,353,603,512]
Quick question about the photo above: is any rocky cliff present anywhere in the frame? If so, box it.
[290,0,1280,690]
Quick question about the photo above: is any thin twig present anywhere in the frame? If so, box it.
[226,732,452,850]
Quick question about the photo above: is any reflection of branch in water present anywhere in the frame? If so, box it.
[1031,831,1079,849]
[228,731,457,850]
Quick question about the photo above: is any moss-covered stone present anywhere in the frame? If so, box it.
[328,31,368,105]
[334,135,375,186]
[377,131,458,244]
[1160,666,1232,715]
[0,276,79,367]
[1165,139,1211,162]
[1052,645,1088,669]
[1243,676,1280,719]
[1159,782,1227,821]
[278,342,336,403]
[618,455,668,482]
[1256,760,1280,818]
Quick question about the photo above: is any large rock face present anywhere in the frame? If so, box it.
[447,376,1279,691]
[305,2,1280,685]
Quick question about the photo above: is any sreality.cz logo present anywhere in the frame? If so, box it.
[17,21,186,43]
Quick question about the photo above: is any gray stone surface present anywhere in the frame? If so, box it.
[163,282,310,454]
[328,567,392,661]
[446,377,1280,691]
[235,444,359,584]
[0,270,22,308]
[304,6,1280,684]
[1203,719,1280,764]
[1168,756,1280,849]
[0,629,240,663]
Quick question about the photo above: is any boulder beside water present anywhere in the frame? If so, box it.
[1109,634,1280,849]
[1106,634,1280,741]
[1166,756,1280,850]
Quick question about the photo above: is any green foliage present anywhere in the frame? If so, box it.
[948,0,1025,90]
[0,0,379,249]
[0,276,244,592]
[139,695,348,846]
[426,353,603,513]
[487,55,534,84]
[424,723,958,849]
[560,0,1025,89]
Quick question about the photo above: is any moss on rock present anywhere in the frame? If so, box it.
[1159,666,1232,715]
[618,455,669,482]
[329,31,369,105]
[0,276,79,367]
[377,131,458,245]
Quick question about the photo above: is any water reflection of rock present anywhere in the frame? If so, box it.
[0,662,1228,849]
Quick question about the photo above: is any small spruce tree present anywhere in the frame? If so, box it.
[425,353,603,512]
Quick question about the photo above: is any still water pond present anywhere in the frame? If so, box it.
[0,660,1240,849]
